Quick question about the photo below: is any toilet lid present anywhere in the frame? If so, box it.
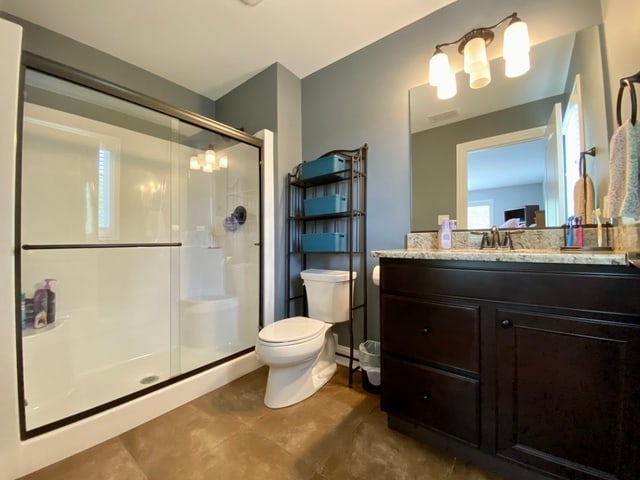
[258,316,325,343]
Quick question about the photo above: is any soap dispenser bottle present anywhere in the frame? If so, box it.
[44,278,56,324]
[438,219,452,249]
[32,281,48,328]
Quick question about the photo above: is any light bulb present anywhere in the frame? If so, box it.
[189,156,200,170]
[202,163,213,173]
[505,54,530,78]
[219,156,228,168]
[437,72,457,100]
[429,50,450,87]
[205,149,216,164]
[464,37,488,75]
[469,63,491,89]
[504,19,530,60]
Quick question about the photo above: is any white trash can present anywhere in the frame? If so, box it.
[359,340,381,393]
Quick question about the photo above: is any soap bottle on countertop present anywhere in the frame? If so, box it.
[438,219,452,249]
[44,278,56,324]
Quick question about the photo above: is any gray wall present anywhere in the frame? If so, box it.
[217,63,302,322]
[0,13,216,118]
[563,25,609,212]
[301,0,602,342]
[411,95,564,231]
[601,0,640,137]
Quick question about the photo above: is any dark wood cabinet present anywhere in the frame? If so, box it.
[495,309,640,480]
[380,257,640,480]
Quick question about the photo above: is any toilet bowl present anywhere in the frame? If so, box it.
[255,269,355,408]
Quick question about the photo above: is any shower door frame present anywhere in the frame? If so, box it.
[14,52,264,439]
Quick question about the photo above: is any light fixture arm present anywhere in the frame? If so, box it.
[432,12,519,53]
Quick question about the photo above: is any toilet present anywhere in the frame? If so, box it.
[255,269,356,408]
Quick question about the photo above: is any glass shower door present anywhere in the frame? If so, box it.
[19,69,177,431]
[18,66,262,436]
[177,123,260,372]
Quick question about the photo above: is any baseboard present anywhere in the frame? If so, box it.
[336,342,359,368]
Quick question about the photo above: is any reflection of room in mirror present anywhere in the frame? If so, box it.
[467,139,544,229]
[410,24,609,230]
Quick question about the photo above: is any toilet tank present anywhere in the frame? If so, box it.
[300,269,356,323]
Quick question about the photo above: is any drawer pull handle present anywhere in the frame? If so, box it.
[422,327,431,335]
[501,319,513,328]
[422,393,430,401]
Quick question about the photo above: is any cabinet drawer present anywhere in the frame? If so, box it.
[382,355,479,446]
[381,295,479,374]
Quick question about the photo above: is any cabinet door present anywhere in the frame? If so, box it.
[382,355,479,446]
[496,309,640,480]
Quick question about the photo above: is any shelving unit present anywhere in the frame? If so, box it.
[285,145,367,387]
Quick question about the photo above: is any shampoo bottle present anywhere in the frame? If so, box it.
[438,219,452,249]
[33,281,48,328]
[44,278,56,324]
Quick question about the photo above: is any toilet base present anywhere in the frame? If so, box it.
[263,330,337,408]
[264,359,336,408]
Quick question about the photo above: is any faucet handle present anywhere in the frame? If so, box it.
[470,231,490,249]
[502,230,524,249]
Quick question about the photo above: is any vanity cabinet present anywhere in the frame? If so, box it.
[379,257,640,480]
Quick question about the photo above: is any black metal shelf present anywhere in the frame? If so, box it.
[289,210,366,222]
[289,168,366,188]
[285,145,368,388]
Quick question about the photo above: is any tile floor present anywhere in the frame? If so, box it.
[21,366,503,480]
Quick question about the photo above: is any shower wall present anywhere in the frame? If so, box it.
[18,69,262,433]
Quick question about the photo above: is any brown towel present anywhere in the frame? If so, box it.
[574,174,594,223]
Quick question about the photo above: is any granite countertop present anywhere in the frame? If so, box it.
[370,248,629,266]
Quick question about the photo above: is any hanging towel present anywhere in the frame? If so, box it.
[619,120,640,219]
[574,172,594,223]
[605,120,640,219]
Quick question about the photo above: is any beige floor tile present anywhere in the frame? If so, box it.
[120,403,244,480]
[20,365,505,480]
[19,438,147,480]
[321,409,456,480]
[249,385,369,472]
[316,367,381,413]
[191,366,271,426]
[187,431,317,480]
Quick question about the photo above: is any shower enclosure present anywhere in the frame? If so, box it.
[16,59,262,436]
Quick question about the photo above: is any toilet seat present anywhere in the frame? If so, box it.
[258,316,325,346]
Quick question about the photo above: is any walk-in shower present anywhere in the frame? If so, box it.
[16,59,263,436]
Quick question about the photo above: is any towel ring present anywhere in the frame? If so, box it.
[616,77,638,127]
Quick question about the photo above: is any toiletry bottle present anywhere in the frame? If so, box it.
[25,297,34,327]
[32,281,48,328]
[20,293,26,330]
[438,219,452,249]
[576,217,584,247]
[566,216,574,247]
[44,278,56,324]
[595,208,603,247]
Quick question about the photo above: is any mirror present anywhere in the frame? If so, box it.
[410,23,609,230]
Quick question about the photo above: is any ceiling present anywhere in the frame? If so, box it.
[0,0,455,100]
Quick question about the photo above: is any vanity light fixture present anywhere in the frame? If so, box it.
[429,12,530,99]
